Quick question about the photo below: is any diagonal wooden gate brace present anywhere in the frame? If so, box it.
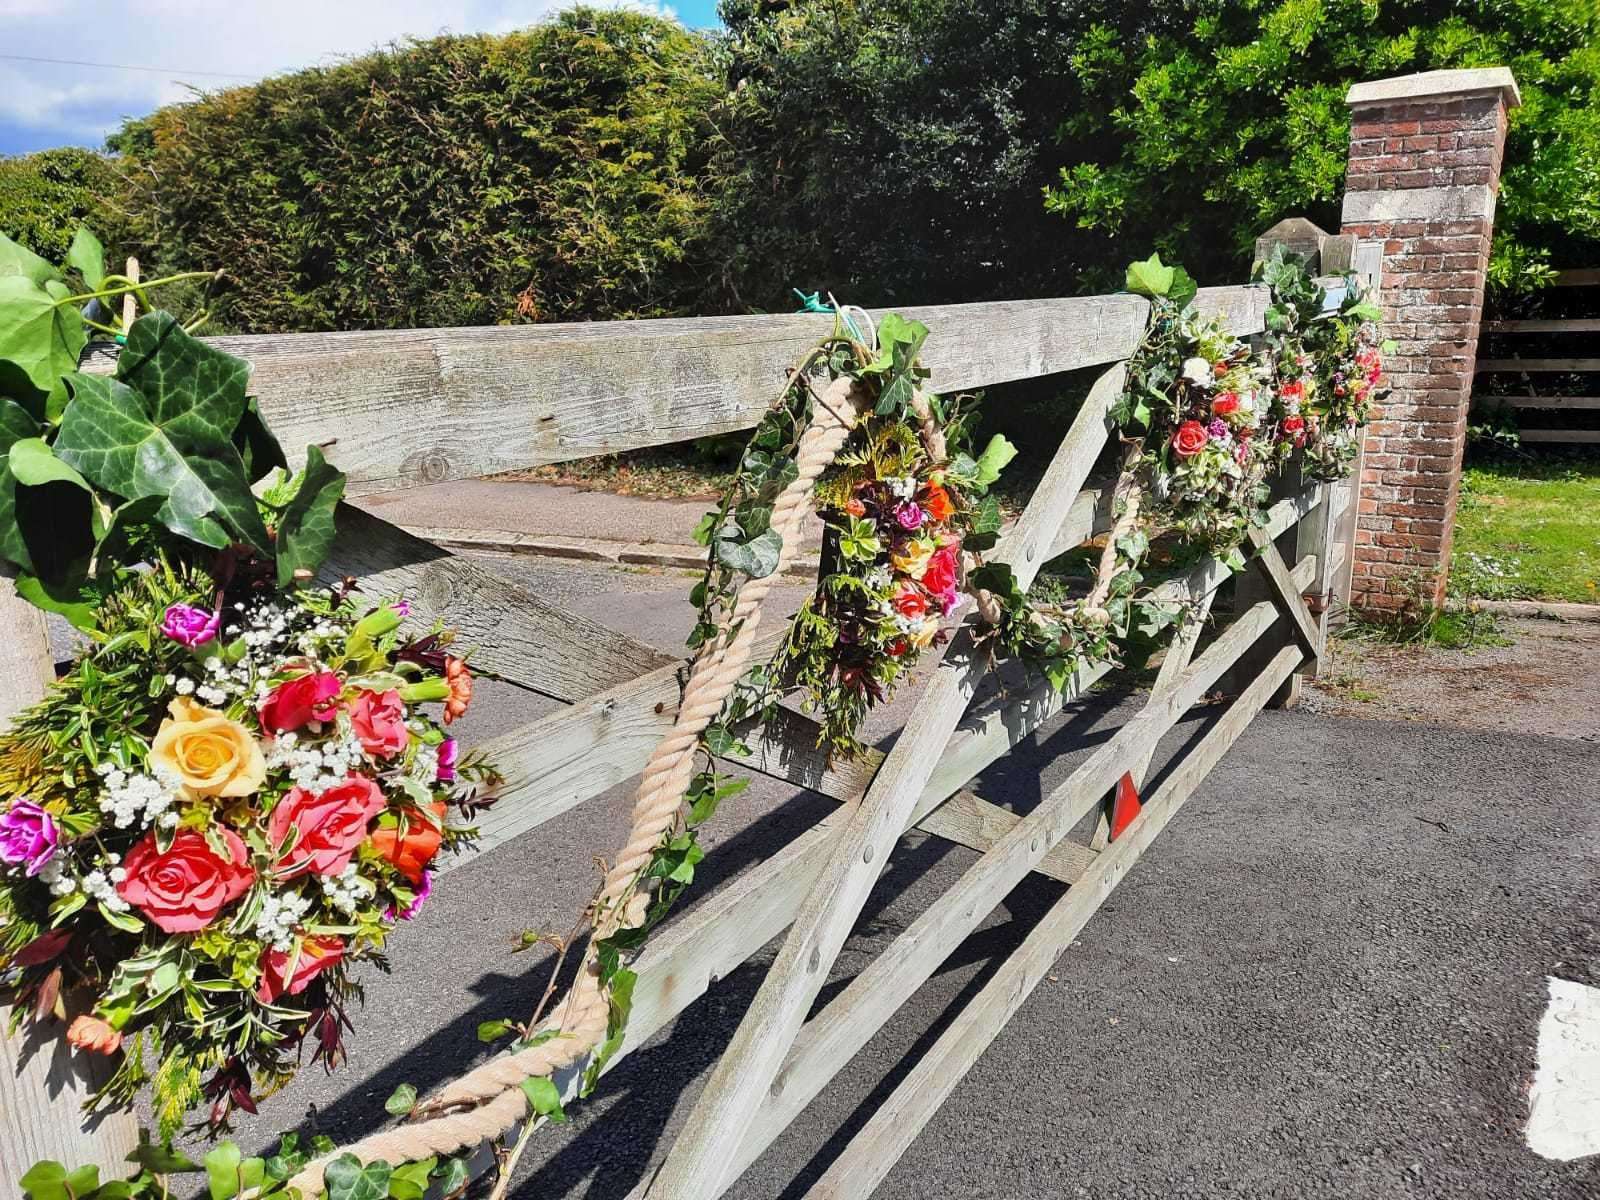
[638,364,1131,1197]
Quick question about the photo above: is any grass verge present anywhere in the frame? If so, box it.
[1452,455,1600,604]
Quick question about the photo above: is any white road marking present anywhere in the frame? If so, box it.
[1527,976,1600,1161]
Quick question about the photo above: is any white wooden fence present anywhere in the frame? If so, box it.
[3,235,1372,1198]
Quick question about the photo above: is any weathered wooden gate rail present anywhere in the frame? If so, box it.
[19,262,1357,1198]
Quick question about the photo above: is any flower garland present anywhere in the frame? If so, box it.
[688,312,1014,759]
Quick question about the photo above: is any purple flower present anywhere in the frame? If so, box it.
[392,600,412,618]
[436,737,459,783]
[394,871,432,921]
[894,502,925,531]
[161,602,220,648]
[0,800,59,877]
[1206,418,1230,441]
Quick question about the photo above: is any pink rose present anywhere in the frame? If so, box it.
[920,546,959,596]
[268,776,386,879]
[1171,420,1208,459]
[117,828,254,934]
[259,671,342,734]
[257,935,345,1004]
[349,689,408,759]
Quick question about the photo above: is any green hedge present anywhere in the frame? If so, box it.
[113,7,721,332]
[0,148,125,266]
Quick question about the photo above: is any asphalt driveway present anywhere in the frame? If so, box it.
[210,557,1600,1200]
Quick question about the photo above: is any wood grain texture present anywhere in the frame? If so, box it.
[178,297,1151,496]
[79,283,1281,498]
[323,504,674,702]
[801,641,1305,1200]
[0,573,138,1191]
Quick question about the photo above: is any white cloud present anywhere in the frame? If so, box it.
[0,0,687,151]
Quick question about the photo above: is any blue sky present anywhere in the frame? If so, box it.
[0,1,722,156]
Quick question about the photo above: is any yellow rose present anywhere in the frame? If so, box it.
[890,538,935,580]
[150,697,266,800]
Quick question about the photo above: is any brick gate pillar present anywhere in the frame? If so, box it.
[1339,68,1519,612]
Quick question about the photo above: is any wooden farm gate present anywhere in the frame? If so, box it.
[4,245,1370,1197]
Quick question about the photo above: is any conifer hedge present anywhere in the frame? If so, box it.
[112,7,721,332]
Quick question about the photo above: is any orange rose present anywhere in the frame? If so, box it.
[370,801,446,884]
[921,483,955,523]
[67,1014,121,1056]
[443,658,473,725]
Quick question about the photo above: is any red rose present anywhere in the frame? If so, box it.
[259,671,341,734]
[117,828,254,934]
[349,689,408,759]
[893,588,928,619]
[1282,416,1306,433]
[1211,392,1240,417]
[1171,420,1209,459]
[920,546,959,595]
[1280,379,1307,403]
[268,775,386,879]
[257,935,345,1004]
[886,637,910,658]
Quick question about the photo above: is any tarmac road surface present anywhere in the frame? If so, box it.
[196,557,1599,1200]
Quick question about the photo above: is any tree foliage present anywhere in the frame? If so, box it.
[708,0,1168,311]
[112,7,722,332]
[1044,0,1600,292]
[0,149,126,267]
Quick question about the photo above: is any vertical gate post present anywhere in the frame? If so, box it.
[0,572,138,1193]
[1338,68,1520,613]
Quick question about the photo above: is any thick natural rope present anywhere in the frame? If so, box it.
[284,376,864,1196]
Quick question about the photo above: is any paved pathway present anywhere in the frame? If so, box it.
[203,556,1599,1200]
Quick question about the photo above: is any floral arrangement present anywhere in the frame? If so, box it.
[690,312,1014,759]
[0,227,499,1137]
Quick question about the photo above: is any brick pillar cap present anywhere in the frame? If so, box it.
[1346,67,1520,111]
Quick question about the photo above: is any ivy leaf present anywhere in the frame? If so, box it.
[233,397,287,484]
[322,1155,390,1200]
[385,1158,436,1200]
[204,1144,244,1200]
[701,723,750,758]
[18,1162,68,1200]
[384,1082,418,1116]
[691,511,717,546]
[1167,265,1198,310]
[972,434,1017,489]
[65,229,105,290]
[715,527,783,579]
[0,274,86,412]
[1124,254,1175,298]
[275,445,346,588]
[477,1018,515,1043]
[0,398,42,571]
[127,1133,202,1175]
[431,1159,469,1197]
[520,1075,568,1124]
[8,437,90,491]
[0,231,63,287]
[54,371,269,552]
[582,966,637,1096]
